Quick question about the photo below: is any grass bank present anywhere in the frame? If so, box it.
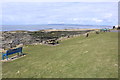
[2,32,118,78]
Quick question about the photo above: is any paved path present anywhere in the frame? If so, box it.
[110,30,120,32]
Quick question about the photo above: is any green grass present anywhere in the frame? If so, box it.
[2,32,118,78]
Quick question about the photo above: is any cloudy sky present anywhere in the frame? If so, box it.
[1,2,118,26]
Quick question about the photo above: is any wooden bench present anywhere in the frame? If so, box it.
[2,47,23,60]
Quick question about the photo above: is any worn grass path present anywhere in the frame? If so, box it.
[2,32,118,78]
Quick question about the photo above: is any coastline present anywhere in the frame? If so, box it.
[0,28,99,32]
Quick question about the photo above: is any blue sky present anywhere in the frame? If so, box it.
[2,2,118,25]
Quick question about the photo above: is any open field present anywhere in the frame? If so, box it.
[2,32,118,78]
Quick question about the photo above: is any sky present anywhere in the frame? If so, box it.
[1,1,118,26]
[0,0,119,2]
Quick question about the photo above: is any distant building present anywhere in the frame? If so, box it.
[113,25,120,29]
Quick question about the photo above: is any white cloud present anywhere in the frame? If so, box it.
[72,18,79,21]
[59,22,65,24]
[104,13,113,18]
[47,21,52,24]
[72,18,103,23]
[92,18,103,23]
[71,17,104,23]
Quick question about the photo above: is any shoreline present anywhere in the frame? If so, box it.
[0,28,99,32]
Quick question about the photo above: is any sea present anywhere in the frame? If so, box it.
[1,24,112,31]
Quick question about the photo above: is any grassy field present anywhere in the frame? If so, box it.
[2,32,118,78]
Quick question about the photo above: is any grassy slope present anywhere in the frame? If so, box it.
[2,32,118,78]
